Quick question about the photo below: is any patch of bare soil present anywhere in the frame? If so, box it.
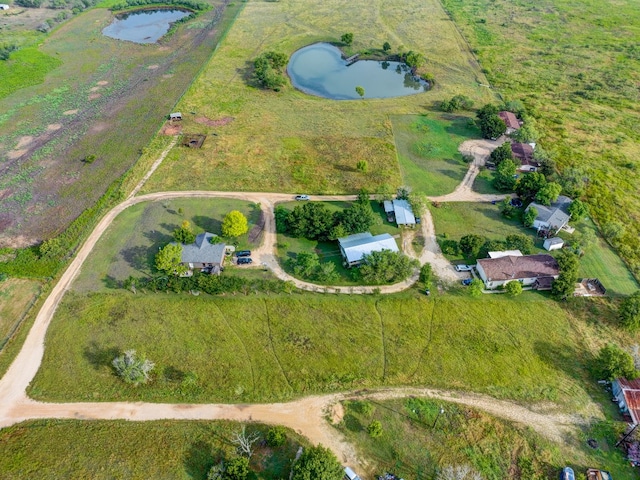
[194,116,234,127]
[161,122,182,135]
[7,149,27,160]
[89,86,100,92]
[63,109,78,116]
[96,81,109,86]
[15,136,33,149]
[147,64,159,69]
[88,122,110,134]
[88,93,101,100]
[162,74,174,79]
[329,401,344,425]
[46,124,62,132]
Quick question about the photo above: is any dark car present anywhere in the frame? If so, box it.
[237,257,253,265]
[415,217,421,224]
[235,250,251,257]
[510,198,523,208]
[461,279,473,286]
[560,467,575,480]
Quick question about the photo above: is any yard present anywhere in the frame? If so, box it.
[30,291,594,409]
[71,198,262,293]
[275,201,404,286]
[338,398,638,480]
[0,419,303,479]
[391,113,480,196]
[0,278,41,349]
[140,0,496,196]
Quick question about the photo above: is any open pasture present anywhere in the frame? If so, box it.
[142,0,496,195]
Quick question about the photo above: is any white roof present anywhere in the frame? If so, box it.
[338,232,399,264]
[383,200,394,213]
[392,199,415,225]
[488,250,523,259]
[544,237,564,245]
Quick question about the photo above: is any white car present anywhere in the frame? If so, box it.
[344,467,361,480]
[295,194,310,201]
[454,264,473,272]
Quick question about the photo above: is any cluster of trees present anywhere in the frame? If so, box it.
[341,33,353,46]
[440,94,474,113]
[254,51,288,90]
[359,250,418,285]
[597,343,638,381]
[440,233,534,260]
[401,50,426,69]
[276,193,379,242]
[287,252,337,283]
[551,250,580,300]
[0,44,17,61]
[15,0,43,6]
[619,291,640,331]
[111,0,208,10]
[476,104,506,140]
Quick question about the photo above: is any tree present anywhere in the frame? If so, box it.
[523,207,537,227]
[266,426,287,447]
[382,41,391,52]
[254,51,287,90]
[112,350,155,385]
[500,197,515,219]
[341,33,353,45]
[367,420,383,438]
[232,426,261,458]
[355,86,365,98]
[516,172,547,200]
[479,114,506,139]
[291,445,343,480]
[440,94,474,112]
[493,159,517,192]
[597,344,638,380]
[489,142,513,166]
[223,457,250,480]
[568,199,588,221]
[510,122,538,143]
[358,250,418,285]
[288,252,321,278]
[396,186,411,200]
[534,182,562,206]
[419,263,433,287]
[459,234,486,258]
[476,103,499,122]
[505,281,523,296]
[505,233,534,254]
[288,202,335,240]
[334,202,378,236]
[222,210,249,238]
[469,278,484,297]
[408,192,428,217]
[155,243,186,275]
[620,291,640,331]
[173,220,195,244]
[551,250,579,300]
[403,50,425,69]
[275,206,290,233]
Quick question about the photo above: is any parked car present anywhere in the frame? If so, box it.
[343,467,362,480]
[461,279,473,286]
[295,194,310,201]
[235,250,251,257]
[510,198,523,208]
[454,264,473,272]
[237,257,253,265]
[560,467,575,480]
[415,217,421,224]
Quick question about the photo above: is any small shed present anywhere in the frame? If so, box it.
[169,112,182,121]
[543,237,564,251]
[0,4,10,9]
[392,199,416,227]
[383,200,395,222]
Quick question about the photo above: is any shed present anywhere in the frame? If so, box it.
[338,232,399,267]
[543,237,564,251]
[383,200,395,222]
[612,378,640,424]
[488,250,522,259]
[392,199,416,227]
[169,112,182,120]
[0,4,9,9]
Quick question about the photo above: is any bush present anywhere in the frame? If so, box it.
[15,0,44,7]
[597,344,638,380]
[0,44,18,61]
[222,210,249,238]
[505,281,523,296]
[620,291,640,331]
[367,420,383,438]
[291,446,343,480]
[419,263,433,286]
[112,350,155,385]
[341,32,353,45]
[253,51,287,90]
[266,426,287,447]
[358,250,418,285]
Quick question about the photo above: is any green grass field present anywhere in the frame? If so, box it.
[30,290,593,408]
[0,48,62,100]
[472,168,499,194]
[338,398,637,480]
[0,278,41,346]
[275,201,403,285]
[141,0,496,195]
[391,113,480,196]
[0,419,304,480]
[72,198,262,293]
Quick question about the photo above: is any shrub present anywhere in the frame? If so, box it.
[620,291,640,331]
[597,344,638,380]
[222,210,249,238]
[266,426,287,447]
[505,281,523,296]
[419,263,433,286]
[341,32,353,45]
[367,420,383,438]
[112,350,155,385]
[356,160,368,172]
[253,51,287,90]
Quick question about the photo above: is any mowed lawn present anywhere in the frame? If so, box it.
[31,291,590,408]
[0,278,41,344]
[0,419,303,480]
[391,114,480,196]
[142,0,496,195]
[72,198,262,293]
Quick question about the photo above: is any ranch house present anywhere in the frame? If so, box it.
[176,232,226,274]
[338,232,399,267]
[476,254,560,290]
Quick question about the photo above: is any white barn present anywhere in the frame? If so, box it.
[338,232,399,267]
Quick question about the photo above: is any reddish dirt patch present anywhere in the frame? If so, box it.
[46,124,62,132]
[194,116,234,127]
[7,149,28,160]
[161,122,182,135]
[88,93,101,100]
[96,81,109,86]
[63,109,79,116]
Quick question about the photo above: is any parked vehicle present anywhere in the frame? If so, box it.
[235,250,251,257]
[560,467,575,480]
[510,198,523,208]
[454,264,473,272]
[237,257,253,265]
[295,194,310,201]
[461,279,473,286]
[415,217,421,224]
[344,467,362,480]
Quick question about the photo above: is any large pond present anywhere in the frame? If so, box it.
[102,9,190,44]
[287,43,430,100]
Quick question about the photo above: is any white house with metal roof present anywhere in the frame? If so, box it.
[338,232,399,267]
[391,199,416,227]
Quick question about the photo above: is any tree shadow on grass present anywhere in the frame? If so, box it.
[121,245,153,273]
[193,215,222,235]
[163,365,186,382]
[342,413,363,432]
[83,341,120,371]
[183,440,215,480]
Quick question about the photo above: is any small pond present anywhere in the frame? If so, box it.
[102,9,190,44]
[287,43,430,100]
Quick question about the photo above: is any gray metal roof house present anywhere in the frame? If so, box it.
[338,232,399,267]
[176,232,226,272]
[392,199,416,227]
[525,195,572,233]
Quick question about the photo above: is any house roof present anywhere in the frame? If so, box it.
[526,196,572,229]
[544,237,564,246]
[510,142,537,167]
[477,254,559,282]
[616,378,640,424]
[498,111,520,130]
[392,199,416,225]
[488,250,523,259]
[383,200,394,213]
[178,232,226,265]
[338,232,399,264]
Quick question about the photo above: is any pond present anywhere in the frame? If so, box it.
[102,9,190,44]
[287,43,430,100]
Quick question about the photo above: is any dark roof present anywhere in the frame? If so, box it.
[510,142,537,166]
[477,254,559,282]
[178,232,226,265]
[498,111,520,130]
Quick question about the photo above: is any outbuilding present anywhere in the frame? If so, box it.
[391,199,416,228]
[543,237,564,251]
[338,232,399,267]
[0,4,10,9]
[169,112,182,120]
